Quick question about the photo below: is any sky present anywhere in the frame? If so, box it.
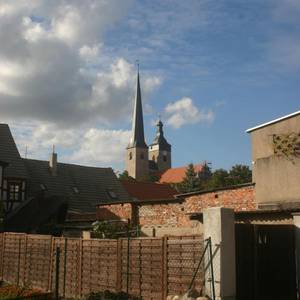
[0,0,299,172]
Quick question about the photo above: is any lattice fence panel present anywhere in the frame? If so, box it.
[166,235,204,296]
[81,239,118,297]
[120,238,164,300]
[2,233,26,285]
[23,234,52,290]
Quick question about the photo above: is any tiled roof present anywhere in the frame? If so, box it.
[121,181,177,201]
[158,164,204,184]
[23,158,131,213]
[0,124,28,179]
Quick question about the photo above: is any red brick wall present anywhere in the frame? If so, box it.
[96,185,256,231]
[138,203,192,227]
[184,185,256,213]
[96,203,132,221]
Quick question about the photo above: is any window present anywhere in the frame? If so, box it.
[129,152,132,160]
[107,189,118,199]
[163,155,167,162]
[8,183,21,201]
[140,153,144,159]
[152,155,155,161]
[72,187,79,194]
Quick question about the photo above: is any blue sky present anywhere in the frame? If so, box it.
[0,0,299,171]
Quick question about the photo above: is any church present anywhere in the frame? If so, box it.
[125,70,172,181]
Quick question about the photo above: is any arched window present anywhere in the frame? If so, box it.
[129,152,132,160]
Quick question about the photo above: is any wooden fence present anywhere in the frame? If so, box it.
[0,233,204,299]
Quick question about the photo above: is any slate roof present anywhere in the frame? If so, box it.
[23,158,131,213]
[158,164,204,184]
[0,124,28,179]
[127,71,148,149]
[121,181,177,202]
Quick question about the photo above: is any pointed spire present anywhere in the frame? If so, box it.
[128,65,147,149]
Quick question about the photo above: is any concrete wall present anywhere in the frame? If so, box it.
[125,147,149,180]
[254,156,300,204]
[249,114,300,204]
[203,207,236,300]
[251,114,300,161]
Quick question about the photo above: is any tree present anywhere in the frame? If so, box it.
[118,170,135,181]
[228,164,252,185]
[198,162,212,189]
[206,168,230,189]
[178,163,200,193]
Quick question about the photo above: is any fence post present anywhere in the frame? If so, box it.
[78,238,83,298]
[17,237,21,285]
[126,219,130,295]
[162,236,168,300]
[55,246,60,300]
[0,233,4,281]
[116,239,122,292]
[63,238,67,298]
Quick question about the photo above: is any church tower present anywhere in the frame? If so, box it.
[125,69,149,180]
[149,119,171,172]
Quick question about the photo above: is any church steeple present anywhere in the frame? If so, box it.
[128,68,147,149]
[125,66,149,180]
[151,118,171,151]
[149,117,172,172]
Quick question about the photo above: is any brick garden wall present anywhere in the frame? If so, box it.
[97,185,256,237]
[184,184,256,213]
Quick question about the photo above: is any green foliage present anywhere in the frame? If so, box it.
[198,162,212,189]
[206,169,230,189]
[175,163,252,193]
[206,164,252,189]
[86,290,141,300]
[177,163,200,193]
[118,171,135,181]
[92,221,139,239]
[228,164,252,185]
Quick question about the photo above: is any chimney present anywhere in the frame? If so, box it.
[49,146,57,176]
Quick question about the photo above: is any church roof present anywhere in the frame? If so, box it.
[127,71,147,149]
[158,164,204,184]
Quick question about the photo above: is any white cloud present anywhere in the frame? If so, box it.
[70,128,131,165]
[12,122,131,167]
[0,0,161,127]
[165,97,214,129]
[0,0,164,168]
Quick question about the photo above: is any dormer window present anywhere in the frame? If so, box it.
[9,183,21,201]
[107,189,118,199]
[72,187,79,194]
